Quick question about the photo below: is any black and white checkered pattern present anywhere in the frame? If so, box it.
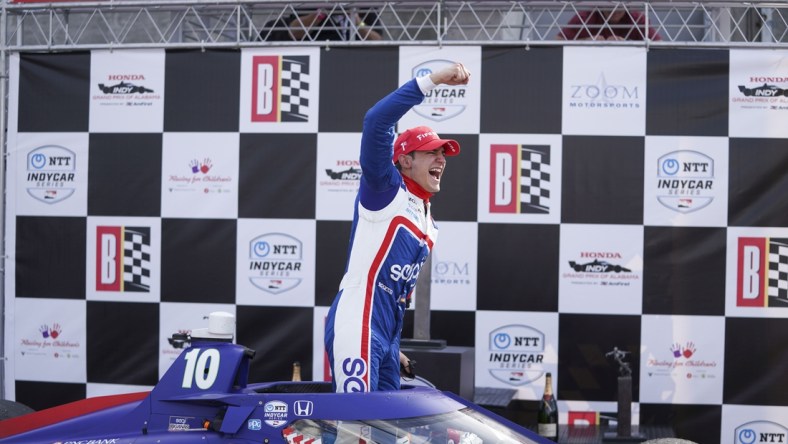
[769,239,788,302]
[123,227,151,292]
[281,56,310,122]
[519,145,551,214]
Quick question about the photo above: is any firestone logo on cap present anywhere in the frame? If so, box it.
[399,130,437,151]
[415,131,438,141]
[393,126,460,163]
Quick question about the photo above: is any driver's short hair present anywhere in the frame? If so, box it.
[394,152,415,171]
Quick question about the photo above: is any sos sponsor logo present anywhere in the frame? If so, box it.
[263,400,288,427]
[737,237,788,308]
[390,260,424,284]
[26,145,77,204]
[734,420,788,444]
[341,357,368,392]
[251,55,311,123]
[410,59,468,121]
[486,325,545,386]
[568,72,641,110]
[95,226,151,292]
[248,233,304,295]
[489,144,551,214]
[656,150,715,213]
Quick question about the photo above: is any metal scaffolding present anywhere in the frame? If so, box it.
[2,1,788,51]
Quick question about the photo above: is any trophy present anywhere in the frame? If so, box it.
[603,347,645,442]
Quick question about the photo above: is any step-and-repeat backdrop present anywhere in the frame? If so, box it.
[4,46,788,442]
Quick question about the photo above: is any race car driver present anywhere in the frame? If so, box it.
[325,62,471,393]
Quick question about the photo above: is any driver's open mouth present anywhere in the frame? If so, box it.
[429,167,442,180]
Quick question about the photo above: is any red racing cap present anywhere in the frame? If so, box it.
[392,126,461,164]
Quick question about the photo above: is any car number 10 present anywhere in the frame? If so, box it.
[181,348,221,389]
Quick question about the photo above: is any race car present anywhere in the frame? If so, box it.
[737,83,786,97]
[325,167,362,180]
[569,259,631,273]
[97,81,154,94]
[0,313,552,444]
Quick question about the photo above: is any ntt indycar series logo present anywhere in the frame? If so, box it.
[656,150,715,213]
[411,59,468,121]
[248,233,304,295]
[263,400,288,427]
[26,145,77,204]
[487,325,546,386]
[734,420,787,444]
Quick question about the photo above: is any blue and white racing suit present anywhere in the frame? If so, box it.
[324,76,438,393]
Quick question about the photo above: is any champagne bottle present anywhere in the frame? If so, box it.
[291,361,302,382]
[537,372,558,441]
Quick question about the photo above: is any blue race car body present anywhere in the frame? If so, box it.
[0,335,551,444]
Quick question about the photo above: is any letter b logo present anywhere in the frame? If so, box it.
[489,144,518,213]
[736,237,766,307]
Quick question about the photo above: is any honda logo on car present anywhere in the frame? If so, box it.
[294,400,314,416]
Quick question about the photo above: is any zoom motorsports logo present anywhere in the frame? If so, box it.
[568,72,641,109]
[486,324,545,386]
[656,150,715,213]
[248,233,304,294]
[411,59,468,121]
[26,145,77,204]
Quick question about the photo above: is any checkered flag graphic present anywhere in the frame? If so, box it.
[123,227,151,292]
[768,238,788,302]
[520,145,551,214]
[281,56,310,122]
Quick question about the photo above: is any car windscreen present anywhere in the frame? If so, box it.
[282,407,543,444]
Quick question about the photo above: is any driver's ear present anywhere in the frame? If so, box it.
[398,154,412,168]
